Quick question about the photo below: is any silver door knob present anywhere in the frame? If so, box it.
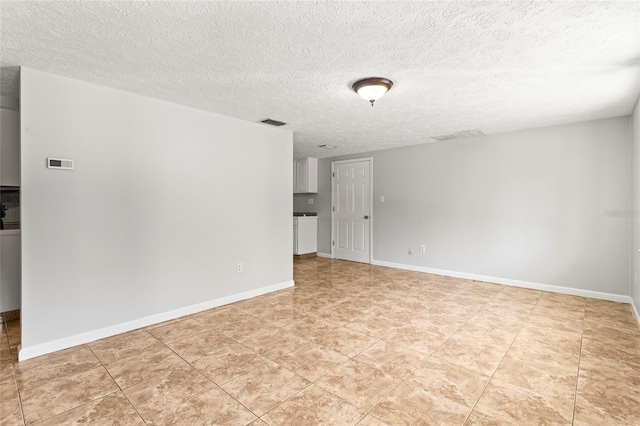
[364,215,369,219]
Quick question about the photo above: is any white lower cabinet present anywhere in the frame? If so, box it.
[293,217,317,255]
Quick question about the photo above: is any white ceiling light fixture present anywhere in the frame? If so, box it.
[352,77,393,107]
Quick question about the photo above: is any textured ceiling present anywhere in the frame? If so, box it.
[1,1,639,159]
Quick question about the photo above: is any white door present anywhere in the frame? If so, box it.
[332,159,372,263]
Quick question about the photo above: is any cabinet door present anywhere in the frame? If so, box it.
[296,218,317,254]
[294,158,318,194]
[293,222,298,254]
[294,159,308,193]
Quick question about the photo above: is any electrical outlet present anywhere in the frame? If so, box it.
[236,263,242,273]
[380,196,385,203]
[308,198,314,204]
[408,248,413,255]
[420,245,426,253]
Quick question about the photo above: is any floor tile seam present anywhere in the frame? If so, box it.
[280,354,353,384]
[16,356,108,397]
[245,374,317,421]
[119,360,217,397]
[163,329,232,353]
[571,320,587,426]
[461,299,538,425]
[88,327,158,347]
[156,332,242,390]
[583,336,640,352]
[91,341,168,368]
[583,313,639,325]
[431,297,515,362]
[254,341,312,363]
[25,390,123,426]
[148,323,219,346]
[340,350,425,422]
[579,341,640,360]
[257,381,322,425]
[205,359,268,387]
[574,369,640,400]
[0,327,11,349]
[219,328,271,350]
[353,374,407,425]
[85,344,148,425]
[99,342,176,380]
[8,361,27,426]
[313,376,391,426]
[215,353,313,405]
[335,334,385,360]
[135,379,239,425]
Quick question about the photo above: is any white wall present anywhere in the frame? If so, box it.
[631,96,640,320]
[20,68,293,358]
[315,117,632,298]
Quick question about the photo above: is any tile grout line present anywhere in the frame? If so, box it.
[5,322,27,426]
[85,344,149,426]
[265,276,401,425]
[258,380,316,423]
[158,321,268,423]
[570,308,586,426]
[12,363,27,426]
[345,285,496,425]
[149,309,340,423]
[460,292,542,425]
[257,301,406,424]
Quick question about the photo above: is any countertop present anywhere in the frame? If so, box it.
[0,229,21,236]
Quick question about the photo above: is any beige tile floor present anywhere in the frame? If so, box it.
[2,257,640,425]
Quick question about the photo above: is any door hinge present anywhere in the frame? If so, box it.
[332,240,335,246]
[332,206,335,212]
[332,172,335,178]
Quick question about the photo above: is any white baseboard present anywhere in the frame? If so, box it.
[371,259,633,304]
[19,280,294,361]
[317,252,332,258]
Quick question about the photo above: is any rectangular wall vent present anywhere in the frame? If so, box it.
[47,157,74,170]
[432,129,485,141]
[260,118,287,127]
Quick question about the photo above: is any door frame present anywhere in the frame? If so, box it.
[330,157,374,263]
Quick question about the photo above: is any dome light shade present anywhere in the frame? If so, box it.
[352,77,393,106]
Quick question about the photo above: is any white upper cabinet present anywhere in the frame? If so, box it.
[294,157,318,193]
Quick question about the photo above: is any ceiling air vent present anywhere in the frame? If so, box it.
[432,129,485,141]
[318,144,337,149]
[260,118,287,127]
